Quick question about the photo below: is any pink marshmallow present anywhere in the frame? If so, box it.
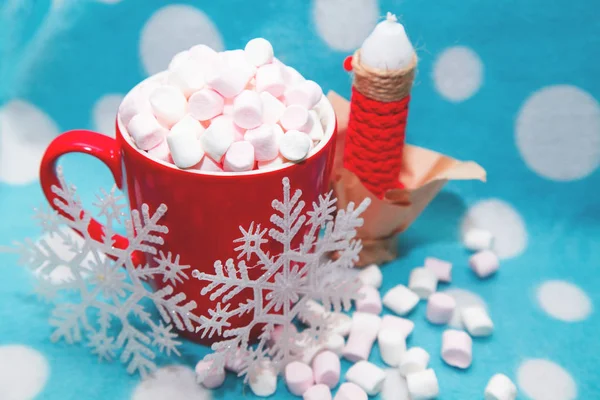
[268,324,298,347]
[285,361,314,396]
[223,141,255,172]
[194,156,223,173]
[205,59,252,99]
[426,292,456,325]
[380,315,414,339]
[441,329,472,369]
[280,105,313,132]
[195,359,225,389]
[334,383,368,400]
[469,250,499,278]
[284,80,323,109]
[342,331,375,363]
[312,351,340,389]
[260,91,286,124]
[127,112,168,150]
[147,139,173,163]
[304,384,332,400]
[225,348,247,373]
[148,85,188,128]
[257,156,285,170]
[355,286,382,314]
[425,257,453,283]
[233,90,263,129]
[245,124,279,161]
[255,63,286,97]
[188,89,224,121]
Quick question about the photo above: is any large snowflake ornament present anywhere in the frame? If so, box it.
[14,169,201,377]
[195,177,370,382]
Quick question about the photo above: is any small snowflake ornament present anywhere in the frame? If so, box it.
[14,169,201,377]
[195,177,370,382]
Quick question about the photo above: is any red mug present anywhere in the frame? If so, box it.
[39,75,337,345]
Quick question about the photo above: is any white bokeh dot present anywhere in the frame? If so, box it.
[443,288,488,329]
[0,345,50,400]
[313,0,380,51]
[140,5,224,76]
[518,359,577,400]
[381,368,410,400]
[0,101,59,185]
[537,280,592,322]
[131,365,212,400]
[516,85,600,181]
[461,199,528,259]
[433,46,483,102]
[93,94,124,138]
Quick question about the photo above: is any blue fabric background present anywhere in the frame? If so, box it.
[1,1,599,399]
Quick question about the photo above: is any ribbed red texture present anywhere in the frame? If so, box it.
[343,87,410,198]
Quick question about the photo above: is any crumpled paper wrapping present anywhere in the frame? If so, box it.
[328,91,487,267]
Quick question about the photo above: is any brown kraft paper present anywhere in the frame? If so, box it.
[327,91,487,267]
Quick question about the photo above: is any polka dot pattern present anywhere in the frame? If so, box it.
[433,46,483,102]
[131,366,212,400]
[0,345,50,400]
[443,288,488,329]
[537,280,592,322]
[518,359,577,400]
[92,94,124,137]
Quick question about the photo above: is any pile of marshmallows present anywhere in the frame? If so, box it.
[194,227,516,400]
[119,38,326,173]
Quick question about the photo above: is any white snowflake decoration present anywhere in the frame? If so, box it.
[14,169,201,377]
[195,177,370,382]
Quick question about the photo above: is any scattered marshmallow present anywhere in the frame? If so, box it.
[285,361,314,396]
[313,351,341,389]
[484,374,517,400]
[200,116,235,161]
[285,80,323,109]
[244,38,274,67]
[408,267,438,299]
[147,139,172,163]
[301,342,326,365]
[195,359,225,389]
[260,92,286,124]
[334,382,368,400]
[350,312,381,338]
[188,89,224,121]
[355,285,382,314]
[345,360,386,396]
[469,250,499,279]
[382,284,420,316]
[279,130,312,162]
[127,112,168,150]
[357,264,382,289]
[308,110,325,141]
[463,228,494,251]
[245,124,279,161]
[426,292,456,325]
[406,369,439,400]
[167,116,205,168]
[281,105,313,132]
[342,312,381,362]
[168,59,205,97]
[225,348,247,373]
[304,384,332,400]
[249,362,278,397]
[381,315,414,339]
[300,299,327,323]
[324,333,345,356]
[377,328,407,367]
[255,63,286,97]
[329,312,352,337]
[461,306,494,337]
[233,90,263,129]
[399,347,430,377]
[441,329,473,369]
[149,85,188,128]
[268,324,298,347]
[424,257,452,283]
[224,141,255,172]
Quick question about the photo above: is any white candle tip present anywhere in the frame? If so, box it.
[386,12,398,23]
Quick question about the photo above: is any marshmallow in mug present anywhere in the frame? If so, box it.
[118,38,329,173]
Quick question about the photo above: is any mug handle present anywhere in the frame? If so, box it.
[39,129,144,266]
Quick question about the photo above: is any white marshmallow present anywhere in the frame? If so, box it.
[281,105,313,132]
[334,382,368,400]
[408,267,438,299]
[189,44,219,65]
[249,362,278,397]
[377,328,406,367]
[119,91,152,126]
[424,257,452,283]
[345,361,386,396]
[282,65,306,85]
[463,228,494,251]
[360,13,415,71]
[469,250,499,279]
[312,351,340,389]
[484,374,517,400]
[233,90,263,129]
[127,112,168,150]
[255,63,286,97]
[245,124,279,161]
[381,315,414,339]
[285,80,323,109]
[257,156,285,170]
[149,85,188,128]
[244,38,274,66]
[200,116,235,161]
[406,368,439,400]
[147,139,172,163]
[303,384,332,400]
[343,313,381,362]
[168,50,190,71]
[167,115,205,168]
[285,361,314,396]
[382,284,420,316]
[308,110,325,141]
[357,264,383,289]
[441,329,472,369]
[301,342,325,365]
[188,89,224,121]
[195,155,223,172]
[195,359,225,389]
[355,285,382,314]
[426,292,456,325]
[351,312,381,338]
[205,58,252,99]
[329,312,352,337]
[324,333,345,356]
[399,347,430,377]
[260,91,286,124]
[225,348,247,373]
[300,299,327,323]
[223,141,255,172]
[167,59,205,98]
[461,306,494,337]
[280,130,311,162]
